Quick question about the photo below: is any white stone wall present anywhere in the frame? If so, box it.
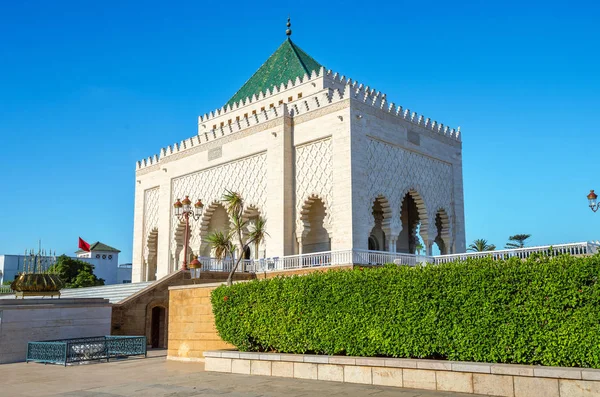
[132,76,465,279]
[350,100,465,254]
[86,252,119,285]
[295,138,333,244]
[0,299,112,364]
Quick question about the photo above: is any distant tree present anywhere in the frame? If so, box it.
[48,255,104,288]
[468,239,496,252]
[505,234,531,249]
[415,242,424,256]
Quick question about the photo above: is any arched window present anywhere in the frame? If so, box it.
[368,235,379,251]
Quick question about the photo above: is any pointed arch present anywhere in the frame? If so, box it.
[434,208,451,255]
[297,194,332,239]
[242,205,265,260]
[297,194,331,254]
[397,188,429,254]
[242,205,261,222]
[198,201,230,257]
[368,195,393,251]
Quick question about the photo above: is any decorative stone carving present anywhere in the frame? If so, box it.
[170,153,267,254]
[143,187,160,262]
[363,138,454,245]
[295,138,333,237]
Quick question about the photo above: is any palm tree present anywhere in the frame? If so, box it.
[248,217,269,259]
[505,234,531,249]
[205,231,233,261]
[220,190,268,286]
[415,242,424,256]
[223,190,244,218]
[467,239,496,252]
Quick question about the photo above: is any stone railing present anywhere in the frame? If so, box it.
[194,242,598,275]
[353,249,433,267]
[432,241,599,264]
[196,257,254,273]
[0,285,13,294]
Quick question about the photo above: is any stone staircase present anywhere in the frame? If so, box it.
[58,282,154,303]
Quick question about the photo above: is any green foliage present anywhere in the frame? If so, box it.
[212,254,600,367]
[415,242,424,255]
[48,255,104,288]
[506,234,531,249]
[205,231,234,260]
[468,238,496,252]
[2,280,12,285]
[248,217,269,259]
[212,190,267,285]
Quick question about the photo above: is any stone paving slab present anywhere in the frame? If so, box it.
[0,350,484,397]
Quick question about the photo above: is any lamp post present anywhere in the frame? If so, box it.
[588,190,599,212]
[173,196,204,270]
[189,255,202,279]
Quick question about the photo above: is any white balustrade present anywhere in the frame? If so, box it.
[192,242,597,274]
[351,249,433,267]
[433,241,595,264]
[196,257,255,273]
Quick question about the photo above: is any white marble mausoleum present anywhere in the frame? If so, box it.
[132,25,466,282]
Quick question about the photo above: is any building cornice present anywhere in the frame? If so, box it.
[137,81,461,172]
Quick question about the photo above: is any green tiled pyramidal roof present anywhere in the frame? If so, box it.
[90,242,121,253]
[225,38,322,108]
[76,242,120,254]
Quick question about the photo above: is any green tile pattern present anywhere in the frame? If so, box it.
[225,38,322,108]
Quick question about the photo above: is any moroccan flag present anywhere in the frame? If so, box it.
[78,237,91,252]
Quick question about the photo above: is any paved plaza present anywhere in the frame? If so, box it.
[1,350,485,397]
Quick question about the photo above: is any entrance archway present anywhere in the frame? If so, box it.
[300,197,331,254]
[397,191,427,254]
[368,236,379,250]
[368,197,391,251]
[242,206,263,259]
[150,306,166,348]
[200,203,230,257]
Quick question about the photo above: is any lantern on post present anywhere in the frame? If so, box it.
[588,190,599,212]
[173,196,204,270]
[189,255,202,279]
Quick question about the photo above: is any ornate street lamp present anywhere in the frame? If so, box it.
[189,255,203,279]
[588,190,599,212]
[173,196,204,270]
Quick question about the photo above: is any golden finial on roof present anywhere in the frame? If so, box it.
[286,17,292,37]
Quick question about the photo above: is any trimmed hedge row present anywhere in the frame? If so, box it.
[211,254,600,367]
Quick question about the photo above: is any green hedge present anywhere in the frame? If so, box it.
[211,254,600,367]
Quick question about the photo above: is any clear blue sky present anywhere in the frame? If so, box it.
[1,1,598,262]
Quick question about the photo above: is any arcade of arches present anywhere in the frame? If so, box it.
[145,203,269,281]
[368,192,451,256]
[144,192,452,282]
